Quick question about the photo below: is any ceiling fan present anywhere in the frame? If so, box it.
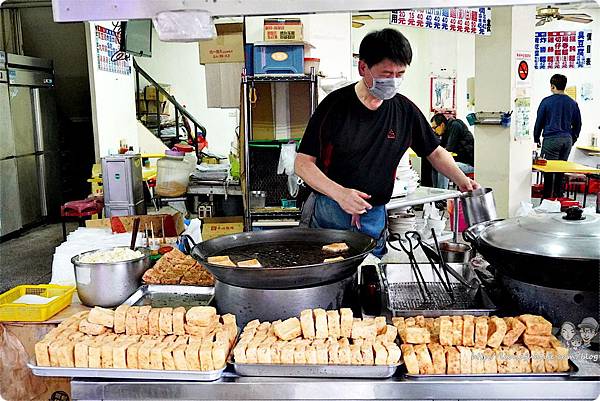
[352,14,373,28]
[536,6,593,26]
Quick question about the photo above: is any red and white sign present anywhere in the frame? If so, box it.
[515,51,532,88]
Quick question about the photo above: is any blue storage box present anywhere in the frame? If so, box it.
[253,42,304,75]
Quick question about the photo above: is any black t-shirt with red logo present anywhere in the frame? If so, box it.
[298,83,439,206]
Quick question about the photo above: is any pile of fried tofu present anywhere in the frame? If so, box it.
[394,314,570,375]
[233,308,401,366]
[35,306,237,371]
[142,248,214,286]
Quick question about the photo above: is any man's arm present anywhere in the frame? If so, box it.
[426,146,480,192]
[533,101,546,144]
[571,104,582,143]
[295,153,372,215]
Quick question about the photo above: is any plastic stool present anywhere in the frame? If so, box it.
[60,198,104,240]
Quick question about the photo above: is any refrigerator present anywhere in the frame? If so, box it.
[0,52,60,236]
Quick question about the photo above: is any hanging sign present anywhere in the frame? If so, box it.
[390,8,492,35]
[534,30,592,69]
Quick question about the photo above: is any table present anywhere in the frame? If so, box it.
[387,187,462,242]
[532,160,600,203]
[576,145,600,153]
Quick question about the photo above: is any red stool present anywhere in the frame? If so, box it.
[60,198,104,240]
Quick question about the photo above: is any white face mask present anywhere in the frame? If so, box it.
[365,68,403,100]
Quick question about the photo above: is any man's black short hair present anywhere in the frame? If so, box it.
[359,28,412,68]
[431,113,448,127]
[550,74,567,90]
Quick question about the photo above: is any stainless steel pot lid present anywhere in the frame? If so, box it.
[479,211,600,260]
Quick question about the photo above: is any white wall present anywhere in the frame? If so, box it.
[85,21,138,159]
[530,9,600,151]
[351,19,475,121]
[134,28,239,156]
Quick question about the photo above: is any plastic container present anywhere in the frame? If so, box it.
[253,43,304,74]
[156,150,192,197]
[250,191,266,209]
[304,57,320,74]
[0,284,75,322]
[174,143,198,173]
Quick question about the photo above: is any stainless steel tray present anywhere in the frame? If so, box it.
[234,362,400,378]
[404,360,578,380]
[27,362,225,381]
[379,263,497,317]
[123,285,214,308]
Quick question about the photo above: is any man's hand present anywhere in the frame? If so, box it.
[458,178,481,192]
[333,187,372,215]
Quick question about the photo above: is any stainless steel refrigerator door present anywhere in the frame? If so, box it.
[0,158,23,235]
[32,87,60,152]
[10,86,36,157]
[38,152,62,218]
[0,82,16,159]
[16,155,42,226]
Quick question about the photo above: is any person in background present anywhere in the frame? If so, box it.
[430,113,475,189]
[534,74,582,198]
[295,29,479,257]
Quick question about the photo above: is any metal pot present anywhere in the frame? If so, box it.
[439,241,473,264]
[72,247,150,307]
[460,187,497,226]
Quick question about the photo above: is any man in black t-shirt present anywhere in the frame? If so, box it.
[295,29,479,256]
[430,113,475,189]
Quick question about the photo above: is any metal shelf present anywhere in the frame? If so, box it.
[247,74,312,82]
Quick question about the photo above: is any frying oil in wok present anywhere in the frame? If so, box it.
[220,241,356,268]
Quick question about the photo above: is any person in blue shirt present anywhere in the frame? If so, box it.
[533,74,582,198]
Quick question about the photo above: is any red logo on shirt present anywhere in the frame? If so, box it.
[387,129,396,139]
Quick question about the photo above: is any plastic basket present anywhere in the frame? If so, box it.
[0,284,75,322]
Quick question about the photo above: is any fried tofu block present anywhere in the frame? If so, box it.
[326,310,341,339]
[279,343,294,364]
[462,315,475,347]
[35,340,51,367]
[516,345,531,373]
[101,339,116,368]
[125,306,139,335]
[207,255,235,267]
[518,314,552,336]
[457,346,472,374]
[315,343,328,364]
[323,256,344,263]
[313,309,329,339]
[523,333,551,348]
[347,344,362,365]
[340,308,353,338]
[212,341,228,369]
[58,341,76,368]
[245,341,259,364]
[126,342,141,369]
[392,317,405,332]
[136,306,152,335]
[150,343,167,370]
[470,347,485,374]
[483,348,498,374]
[147,308,161,336]
[383,325,397,343]
[79,319,109,336]
[172,307,186,336]
[293,342,307,364]
[257,321,271,333]
[185,321,217,338]
[199,340,215,371]
[173,344,189,370]
[88,307,115,328]
[114,304,129,334]
[237,259,262,268]
[373,342,388,366]
[374,316,387,335]
[384,342,401,365]
[545,348,559,373]
[502,317,526,347]
[138,341,156,369]
[445,346,461,374]
[338,342,352,365]
[159,307,174,335]
[428,343,446,374]
[405,317,416,327]
[186,306,217,327]
[549,336,570,372]
[233,338,249,364]
[113,339,136,369]
[403,326,431,344]
[495,347,511,374]
[528,345,546,373]
[161,343,178,371]
[439,317,453,346]
[401,344,419,374]
[414,344,434,374]
[414,315,425,328]
[451,316,463,346]
[270,341,285,364]
[328,342,340,364]
[273,317,302,341]
[300,309,316,339]
[87,341,103,369]
[304,344,317,365]
[185,343,201,370]
[487,316,508,349]
[474,316,489,349]
[322,242,349,253]
[425,318,435,332]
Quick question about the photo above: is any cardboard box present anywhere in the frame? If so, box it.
[142,84,171,101]
[264,18,303,41]
[85,213,185,237]
[199,23,245,64]
[201,216,244,240]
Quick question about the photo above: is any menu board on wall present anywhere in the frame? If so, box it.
[534,30,592,69]
[390,8,492,35]
[95,24,131,75]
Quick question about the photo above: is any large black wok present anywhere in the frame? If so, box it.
[190,228,376,289]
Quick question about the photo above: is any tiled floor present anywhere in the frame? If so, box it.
[0,222,77,294]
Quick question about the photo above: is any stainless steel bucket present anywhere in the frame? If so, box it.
[460,187,497,226]
[439,241,473,263]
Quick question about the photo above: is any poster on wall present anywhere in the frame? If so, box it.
[390,8,492,35]
[95,24,131,75]
[534,30,592,69]
[581,82,594,102]
[514,97,531,140]
[515,51,532,89]
[430,76,456,114]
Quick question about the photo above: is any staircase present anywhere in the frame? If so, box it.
[133,58,207,157]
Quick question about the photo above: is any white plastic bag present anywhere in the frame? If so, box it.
[183,218,203,244]
[535,199,562,213]
[277,143,297,175]
[516,201,534,217]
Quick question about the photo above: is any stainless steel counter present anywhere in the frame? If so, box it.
[71,350,600,400]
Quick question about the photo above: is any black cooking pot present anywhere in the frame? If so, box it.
[463,209,600,292]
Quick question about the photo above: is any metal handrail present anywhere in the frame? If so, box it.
[133,58,207,157]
